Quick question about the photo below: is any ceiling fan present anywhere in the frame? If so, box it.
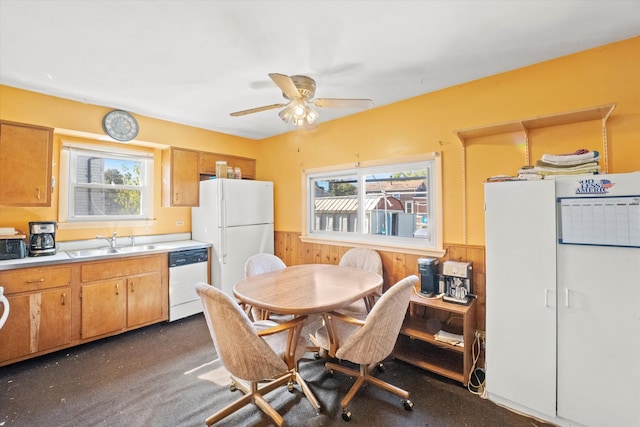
[230,73,374,129]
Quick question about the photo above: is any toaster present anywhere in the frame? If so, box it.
[0,237,27,260]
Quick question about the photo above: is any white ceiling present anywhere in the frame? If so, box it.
[1,1,639,140]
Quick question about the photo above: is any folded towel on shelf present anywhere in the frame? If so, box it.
[534,162,600,176]
[540,149,600,166]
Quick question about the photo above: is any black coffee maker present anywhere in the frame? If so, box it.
[29,221,57,256]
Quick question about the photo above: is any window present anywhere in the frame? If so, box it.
[303,153,443,255]
[59,143,154,224]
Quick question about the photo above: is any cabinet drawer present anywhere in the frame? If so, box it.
[0,266,72,294]
[80,254,163,282]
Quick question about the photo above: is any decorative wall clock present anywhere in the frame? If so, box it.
[102,110,139,141]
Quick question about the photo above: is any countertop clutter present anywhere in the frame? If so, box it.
[0,233,211,271]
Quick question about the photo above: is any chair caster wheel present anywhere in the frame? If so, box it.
[341,409,352,421]
[376,363,385,372]
[403,399,414,411]
[326,369,334,377]
[287,380,294,392]
[229,382,236,392]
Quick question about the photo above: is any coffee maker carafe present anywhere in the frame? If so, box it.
[29,221,57,256]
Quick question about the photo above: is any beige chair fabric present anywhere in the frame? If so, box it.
[336,248,384,318]
[314,275,418,421]
[196,282,320,426]
[244,253,288,321]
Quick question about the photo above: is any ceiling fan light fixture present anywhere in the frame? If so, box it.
[292,102,306,119]
[305,106,319,124]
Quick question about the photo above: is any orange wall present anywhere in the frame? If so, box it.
[1,36,639,245]
[256,36,640,245]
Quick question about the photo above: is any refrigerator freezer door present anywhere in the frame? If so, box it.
[212,223,275,296]
[221,179,273,227]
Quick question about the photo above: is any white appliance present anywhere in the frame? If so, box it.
[484,172,640,427]
[168,248,209,321]
[192,179,274,296]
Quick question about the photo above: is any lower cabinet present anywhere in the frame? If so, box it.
[0,253,168,366]
[79,255,167,341]
[0,266,72,364]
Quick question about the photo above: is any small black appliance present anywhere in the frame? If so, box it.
[28,221,57,256]
[418,257,439,297]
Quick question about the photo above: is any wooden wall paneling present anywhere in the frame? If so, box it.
[273,232,486,331]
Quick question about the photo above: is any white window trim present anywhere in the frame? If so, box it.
[301,152,444,257]
[58,141,156,230]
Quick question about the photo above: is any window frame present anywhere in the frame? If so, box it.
[58,141,155,228]
[301,153,444,256]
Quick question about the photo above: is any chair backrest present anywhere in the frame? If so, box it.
[338,248,383,276]
[195,282,289,381]
[244,253,286,277]
[334,275,418,365]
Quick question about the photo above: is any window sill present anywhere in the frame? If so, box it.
[57,219,157,230]
[299,235,446,257]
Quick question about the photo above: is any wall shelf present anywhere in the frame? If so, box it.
[453,103,616,243]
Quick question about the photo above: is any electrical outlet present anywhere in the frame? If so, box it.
[475,330,486,340]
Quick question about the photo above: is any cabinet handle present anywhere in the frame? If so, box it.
[61,293,66,305]
[37,187,41,200]
[116,284,120,295]
[565,288,570,308]
[26,278,45,284]
[544,288,550,307]
[131,281,135,292]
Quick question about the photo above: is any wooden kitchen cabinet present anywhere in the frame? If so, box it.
[199,151,256,179]
[0,120,53,206]
[79,254,168,341]
[126,272,163,328]
[0,266,72,365]
[162,147,200,206]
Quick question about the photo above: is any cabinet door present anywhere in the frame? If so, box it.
[0,121,53,206]
[126,272,163,328]
[81,280,126,339]
[0,294,30,362]
[484,181,557,417]
[557,244,640,426]
[38,287,72,351]
[165,147,199,206]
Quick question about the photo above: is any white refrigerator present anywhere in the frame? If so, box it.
[192,179,274,296]
[485,172,640,426]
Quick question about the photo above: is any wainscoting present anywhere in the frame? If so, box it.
[274,231,486,331]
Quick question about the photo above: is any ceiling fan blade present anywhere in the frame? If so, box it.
[312,98,374,109]
[269,73,302,99]
[230,103,286,117]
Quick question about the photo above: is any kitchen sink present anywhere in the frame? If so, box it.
[66,244,168,258]
[115,244,166,253]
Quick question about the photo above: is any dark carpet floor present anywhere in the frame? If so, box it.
[0,314,554,426]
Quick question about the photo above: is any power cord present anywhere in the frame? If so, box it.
[468,330,486,398]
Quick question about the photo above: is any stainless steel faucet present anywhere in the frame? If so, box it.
[129,234,135,246]
[96,232,118,248]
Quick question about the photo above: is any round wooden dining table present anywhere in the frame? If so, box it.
[233,263,383,317]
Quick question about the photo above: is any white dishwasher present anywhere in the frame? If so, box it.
[168,248,209,321]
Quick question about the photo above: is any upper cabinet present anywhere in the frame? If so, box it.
[162,147,200,207]
[199,151,256,179]
[0,120,53,206]
[163,147,257,207]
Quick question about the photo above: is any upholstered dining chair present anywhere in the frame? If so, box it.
[196,282,321,426]
[244,253,288,321]
[314,275,418,422]
[337,247,384,318]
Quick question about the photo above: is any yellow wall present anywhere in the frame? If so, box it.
[1,36,639,245]
[257,36,640,245]
[0,85,257,241]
